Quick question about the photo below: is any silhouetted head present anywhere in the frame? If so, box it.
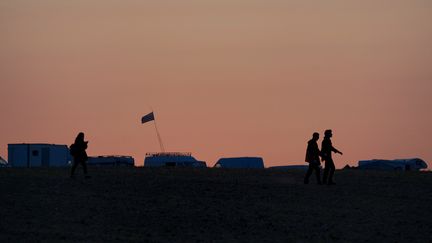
[312,132,320,141]
[324,129,333,138]
[75,132,85,143]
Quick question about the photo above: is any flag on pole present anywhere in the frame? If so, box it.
[141,112,155,124]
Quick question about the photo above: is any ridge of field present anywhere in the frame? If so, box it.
[1,168,431,242]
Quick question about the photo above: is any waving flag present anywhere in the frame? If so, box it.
[141,112,155,124]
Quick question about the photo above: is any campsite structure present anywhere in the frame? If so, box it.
[358,158,428,171]
[214,157,265,169]
[268,165,308,171]
[88,155,135,167]
[144,152,206,167]
[8,143,71,167]
[140,111,208,168]
[0,156,8,167]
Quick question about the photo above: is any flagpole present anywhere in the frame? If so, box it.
[153,116,165,153]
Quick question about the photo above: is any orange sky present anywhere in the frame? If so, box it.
[1,0,431,167]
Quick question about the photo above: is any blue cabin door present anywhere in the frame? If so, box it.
[41,148,50,167]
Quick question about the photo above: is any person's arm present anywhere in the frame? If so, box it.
[332,146,343,155]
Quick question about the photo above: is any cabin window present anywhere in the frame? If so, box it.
[32,150,39,156]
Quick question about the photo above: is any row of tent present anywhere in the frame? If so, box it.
[2,143,429,171]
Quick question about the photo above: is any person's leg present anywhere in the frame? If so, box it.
[328,159,336,184]
[304,164,313,184]
[81,160,91,178]
[314,164,322,184]
[81,160,88,175]
[322,160,329,184]
[70,159,78,177]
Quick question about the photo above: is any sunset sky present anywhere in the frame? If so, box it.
[1,0,431,167]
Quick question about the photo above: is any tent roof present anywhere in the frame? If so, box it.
[0,156,7,165]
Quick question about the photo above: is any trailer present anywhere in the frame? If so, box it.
[8,143,71,167]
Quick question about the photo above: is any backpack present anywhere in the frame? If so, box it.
[69,143,77,156]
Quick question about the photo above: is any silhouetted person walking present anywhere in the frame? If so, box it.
[321,129,342,185]
[70,132,90,179]
[304,132,322,184]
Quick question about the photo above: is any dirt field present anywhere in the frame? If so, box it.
[0,167,431,242]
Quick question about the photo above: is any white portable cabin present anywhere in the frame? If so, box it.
[88,156,135,166]
[214,157,265,169]
[8,143,71,167]
[358,158,428,171]
[144,152,206,167]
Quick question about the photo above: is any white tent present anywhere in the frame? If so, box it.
[358,158,428,171]
[0,156,8,167]
[214,157,265,169]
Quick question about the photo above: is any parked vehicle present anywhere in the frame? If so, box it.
[144,152,206,167]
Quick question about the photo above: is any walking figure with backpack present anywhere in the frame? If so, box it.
[70,132,90,179]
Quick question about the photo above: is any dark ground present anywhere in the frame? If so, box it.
[0,167,431,242]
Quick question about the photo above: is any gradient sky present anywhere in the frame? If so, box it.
[1,0,431,167]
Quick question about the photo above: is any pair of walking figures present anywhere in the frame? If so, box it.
[304,129,342,185]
